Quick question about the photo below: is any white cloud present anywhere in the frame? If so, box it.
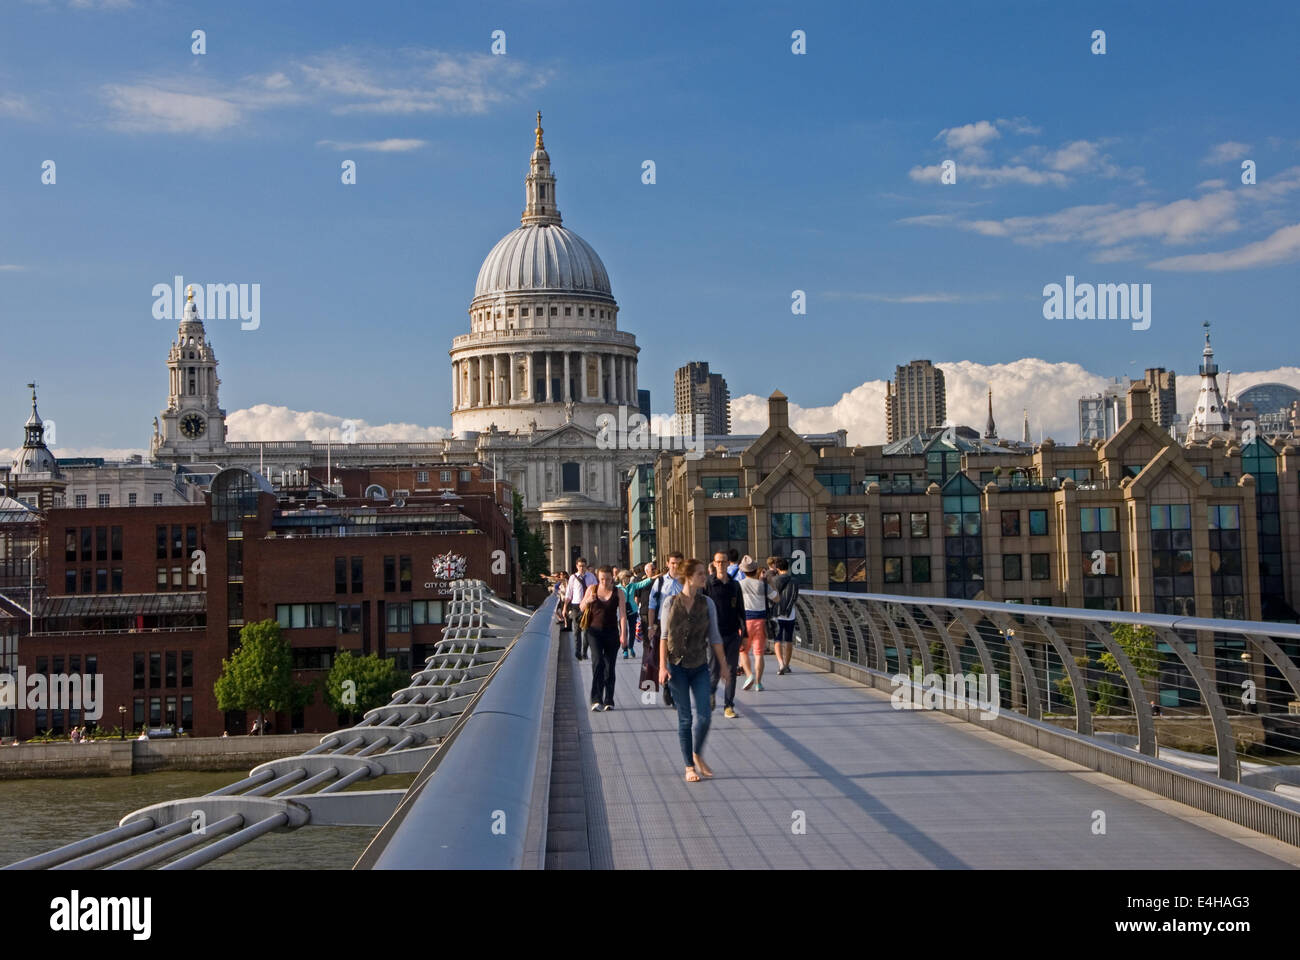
[996,116,1041,136]
[0,264,29,272]
[909,162,1068,187]
[102,85,244,133]
[316,138,427,152]
[0,94,31,117]
[1196,179,1227,191]
[1045,139,1101,172]
[263,72,292,90]
[1090,244,1141,263]
[1148,222,1300,272]
[936,120,1001,160]
[733,359,1300,447]
[1205,141,1252,164]
[225,404,452,443]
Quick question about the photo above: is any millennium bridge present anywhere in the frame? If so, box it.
[8,580,1300,870]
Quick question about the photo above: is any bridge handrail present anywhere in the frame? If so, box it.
[358,597,558,869]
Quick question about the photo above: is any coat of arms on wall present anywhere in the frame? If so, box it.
[431,552,468,580]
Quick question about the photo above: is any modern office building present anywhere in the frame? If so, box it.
[885,360,946,443]
[1143,367,1178,430]
[1078,377,1130,443]
[674,361,731,436]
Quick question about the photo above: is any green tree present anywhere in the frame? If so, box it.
[214,620,315,734]
[325,651,404,724]
[513,490,550,583]
[1055,655,1092,711]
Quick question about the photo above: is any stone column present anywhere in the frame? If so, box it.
[563,353,571,401]
[545,353,553,401]
[563,521,573,570]
[480,355,489,407]
[615,356,624,405]
[579,350,588,401]
[527,352,535,401]
[451,361,459,409]
[582,519,591,565]
[469,357,478,405]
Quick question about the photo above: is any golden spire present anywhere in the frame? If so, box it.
[535,110,544,149]
[186,284,195,302]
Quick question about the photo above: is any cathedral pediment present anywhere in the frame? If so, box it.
[528,424,598,448]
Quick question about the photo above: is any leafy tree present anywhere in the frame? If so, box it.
[325,651,404,724]
[214,620,314,734]
[1055,655,1091,710]
[513,490,550,583]
[1098,623,1160,681]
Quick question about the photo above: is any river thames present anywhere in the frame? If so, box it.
[0,770,415,869]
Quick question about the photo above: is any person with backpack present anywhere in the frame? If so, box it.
[707,551,746,718]
[643,551,684,706]
[770,557,800,674]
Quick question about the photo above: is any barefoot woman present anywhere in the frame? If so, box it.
[658,559,729,782]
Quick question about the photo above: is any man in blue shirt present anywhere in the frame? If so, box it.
[647,551,684,706]
[563,558,597,660]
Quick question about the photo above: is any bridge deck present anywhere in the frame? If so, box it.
[546,638,1300,869]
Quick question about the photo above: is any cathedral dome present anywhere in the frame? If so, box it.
[474,224,612,300]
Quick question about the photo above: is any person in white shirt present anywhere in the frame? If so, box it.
[563,558,598,660]
[737,558,779,691]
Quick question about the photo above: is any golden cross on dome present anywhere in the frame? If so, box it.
[535,111,544,149]
[186,284,195,302]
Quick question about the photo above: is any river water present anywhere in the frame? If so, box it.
[0,770,413,869]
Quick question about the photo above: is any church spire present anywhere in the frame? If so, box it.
[1022,408,1030,443]
[1189,321,1230,439]
[522,110,561,227]
[984,385,997,439]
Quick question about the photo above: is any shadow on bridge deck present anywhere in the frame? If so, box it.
[546,637,1299,870]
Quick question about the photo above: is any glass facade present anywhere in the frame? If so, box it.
[942,474,983,599]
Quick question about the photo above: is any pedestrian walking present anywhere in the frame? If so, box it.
[738,557,779,691]
[563,559,597,660]
[618,570,640,658]
[770,557,800,674]
[553,571,570,629]
[706,552,746,718]
[659,558,729,782]
[645,551,685,706]
[582,566,627,711]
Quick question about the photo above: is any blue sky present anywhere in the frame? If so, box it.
[2,0,1298,453]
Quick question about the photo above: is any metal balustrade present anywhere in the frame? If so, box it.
[794,590,1300,789]
[4,579,536,871]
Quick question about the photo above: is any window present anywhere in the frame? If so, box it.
[149,698,161,727]
[172,566,182,588]
[459,470,471,482]
[1000,510,1020,537]
[128,493,137,506]
[276,604,337,628]
[156,567,167,590]
[564,306,571,316]
[883,557,903,583]
[149,652,161,689]
[81,569,92,593]
[186,526,197,558]
[826,513,866,588]
[1028,510,1047,536]
[882,513,902,539]
[1055,468,1093,483]
[1080,507,1123,609]
[134,699,144,729]
[577,307,584,316]
[181,696,193,729]
[561,462,581,493]
[335,557,347,594]
[171,525,183,558]
[387,602,412,633]
[96,526,107,561]
[133,653,145,690]
[412,600,444,624]
[98,494,110,508]
[153,493,163,505]
[65,569,77,593]
[416,471,429,483]
[156,527,168,559]
[942,474,984,599]
[400,555,412,592]
[337,604,363,634]
[351,556,363,593]
[1079,507,1118,533]
[815,472,852,496]
[165,652,177,688]
[292,647,337,670]
[910,513,929,538]
[111,526,123,561]
[384,556,396,592]
[111,568,123,592]
[1003,554,1022,581]
[911,556,931,582]
[75,495,87,509]
[65,528,76,562]
[95,568,107,592]
[771,512,813,585]
[1150,504,1194,615]
[440,470,452,483]
[1030,553,1050,580]
[182,651,192,688]
[707,515,749,560]
[550,307,557,316]
[81,527,92,561]
[1030,597,1052,606]
[701,476,740,497]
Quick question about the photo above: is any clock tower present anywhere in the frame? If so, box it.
[153,285,228,462]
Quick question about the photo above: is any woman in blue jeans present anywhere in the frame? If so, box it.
[658,559,729,783]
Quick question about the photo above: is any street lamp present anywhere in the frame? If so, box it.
[117,705,125,740]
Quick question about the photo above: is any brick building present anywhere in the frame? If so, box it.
[10,464,513,739]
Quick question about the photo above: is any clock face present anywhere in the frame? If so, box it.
[180,413,206,439]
